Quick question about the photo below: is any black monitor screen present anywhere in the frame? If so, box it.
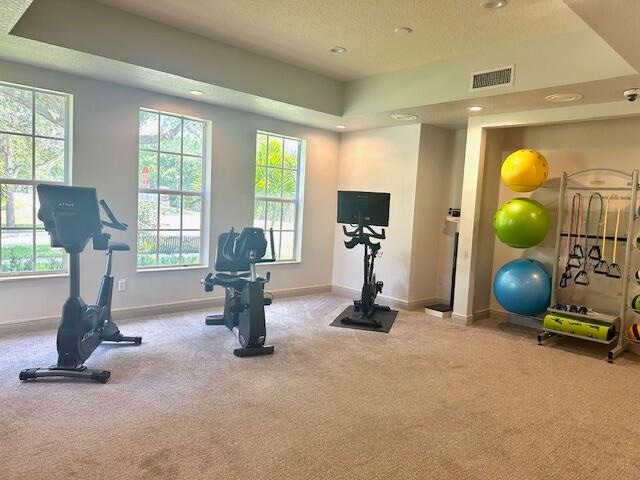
[37,184,102,247]
[337,191,390,226]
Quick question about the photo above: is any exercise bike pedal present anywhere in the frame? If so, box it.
[263,297,272,306]
[375,281,384,293]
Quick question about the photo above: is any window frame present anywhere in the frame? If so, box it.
[136,108,209,271]
[254,131,305,262]
[0,81,71,278]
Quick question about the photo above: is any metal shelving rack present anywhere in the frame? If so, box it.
[537,169,639,362]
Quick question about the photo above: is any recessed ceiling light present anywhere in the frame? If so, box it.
[481,0,508,8]
[391,113,419,121]
[336,125,346,129]
[394,27,413,35]
[189,90,204,96]
[468,106,483,112]
[329,46,347,54]
[544,93,583,103]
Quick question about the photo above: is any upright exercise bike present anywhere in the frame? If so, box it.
[20,185,141,383]
[202,227,276,357]
[341,215,390,328]
[337,190,391,328]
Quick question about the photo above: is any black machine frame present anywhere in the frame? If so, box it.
[19,184,141,383]
[338,191,391,328]
[202,227,276,357]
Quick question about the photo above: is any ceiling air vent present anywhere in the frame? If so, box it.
[470,65,514,91]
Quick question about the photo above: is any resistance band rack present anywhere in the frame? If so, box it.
[538,168,639,362]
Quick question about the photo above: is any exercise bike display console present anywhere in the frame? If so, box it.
[337,191,391,328]
[19,184,141,383]
[202,227,276,357]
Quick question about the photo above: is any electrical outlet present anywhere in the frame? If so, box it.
[117,279,127,292]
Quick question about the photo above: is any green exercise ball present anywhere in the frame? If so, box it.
[494,198,550,248]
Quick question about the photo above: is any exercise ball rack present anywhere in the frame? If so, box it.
[537,168,639,363]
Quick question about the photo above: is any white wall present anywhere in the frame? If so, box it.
[472,129,506,315]
[0,59,340,324]
[408,125,456,304]
[434,128,466,301]
[332,124,466,306]
[332,124,421,303]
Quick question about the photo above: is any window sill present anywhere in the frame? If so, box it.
[262,260,301,266]
[137,265,210,274]
[0,272,69,283]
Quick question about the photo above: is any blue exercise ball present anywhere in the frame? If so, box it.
[493,258,551,316]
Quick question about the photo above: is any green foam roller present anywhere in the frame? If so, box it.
[543,314,615,341]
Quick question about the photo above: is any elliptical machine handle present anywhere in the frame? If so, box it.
[99,200,128,231]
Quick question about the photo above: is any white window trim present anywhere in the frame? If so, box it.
[136,108,211,272]
[0,82,72,278]
[254,131,305,262]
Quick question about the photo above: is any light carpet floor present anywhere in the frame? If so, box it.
[1,293,640,479]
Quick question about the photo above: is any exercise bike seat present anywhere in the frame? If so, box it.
[108,241,130,252]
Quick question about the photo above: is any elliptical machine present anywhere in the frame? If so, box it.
[337,191,391,328]
[20,185,141,383]
[202,227,276,357]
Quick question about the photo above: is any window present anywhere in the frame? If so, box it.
[137,109,207,269]
[254,132,304,261]
[0,82,69,275]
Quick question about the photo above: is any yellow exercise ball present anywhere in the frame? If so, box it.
[501,149,549,192]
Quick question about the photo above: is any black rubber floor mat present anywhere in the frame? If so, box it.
[330,305,398,333]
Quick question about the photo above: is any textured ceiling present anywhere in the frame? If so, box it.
[95,0,588,80]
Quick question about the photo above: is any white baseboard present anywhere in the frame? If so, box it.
[487,309,510,321]
[451,312,472,326]
[330,285,435,311]
[410,297,442,311]
[0,284,332,335]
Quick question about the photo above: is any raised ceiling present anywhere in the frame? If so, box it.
[0,0,638,131]
[95,0,588,81]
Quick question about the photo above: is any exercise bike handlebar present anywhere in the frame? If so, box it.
[364,225,385,239]
[342,224,385,249]
[99,199,128,231]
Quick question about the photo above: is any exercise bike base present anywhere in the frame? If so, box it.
[343,303,391,328]
[19,366,111,383]
[233,345,274,357]
[205,314,226,326]
[99,333,142,344]
[341,316,382,328]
